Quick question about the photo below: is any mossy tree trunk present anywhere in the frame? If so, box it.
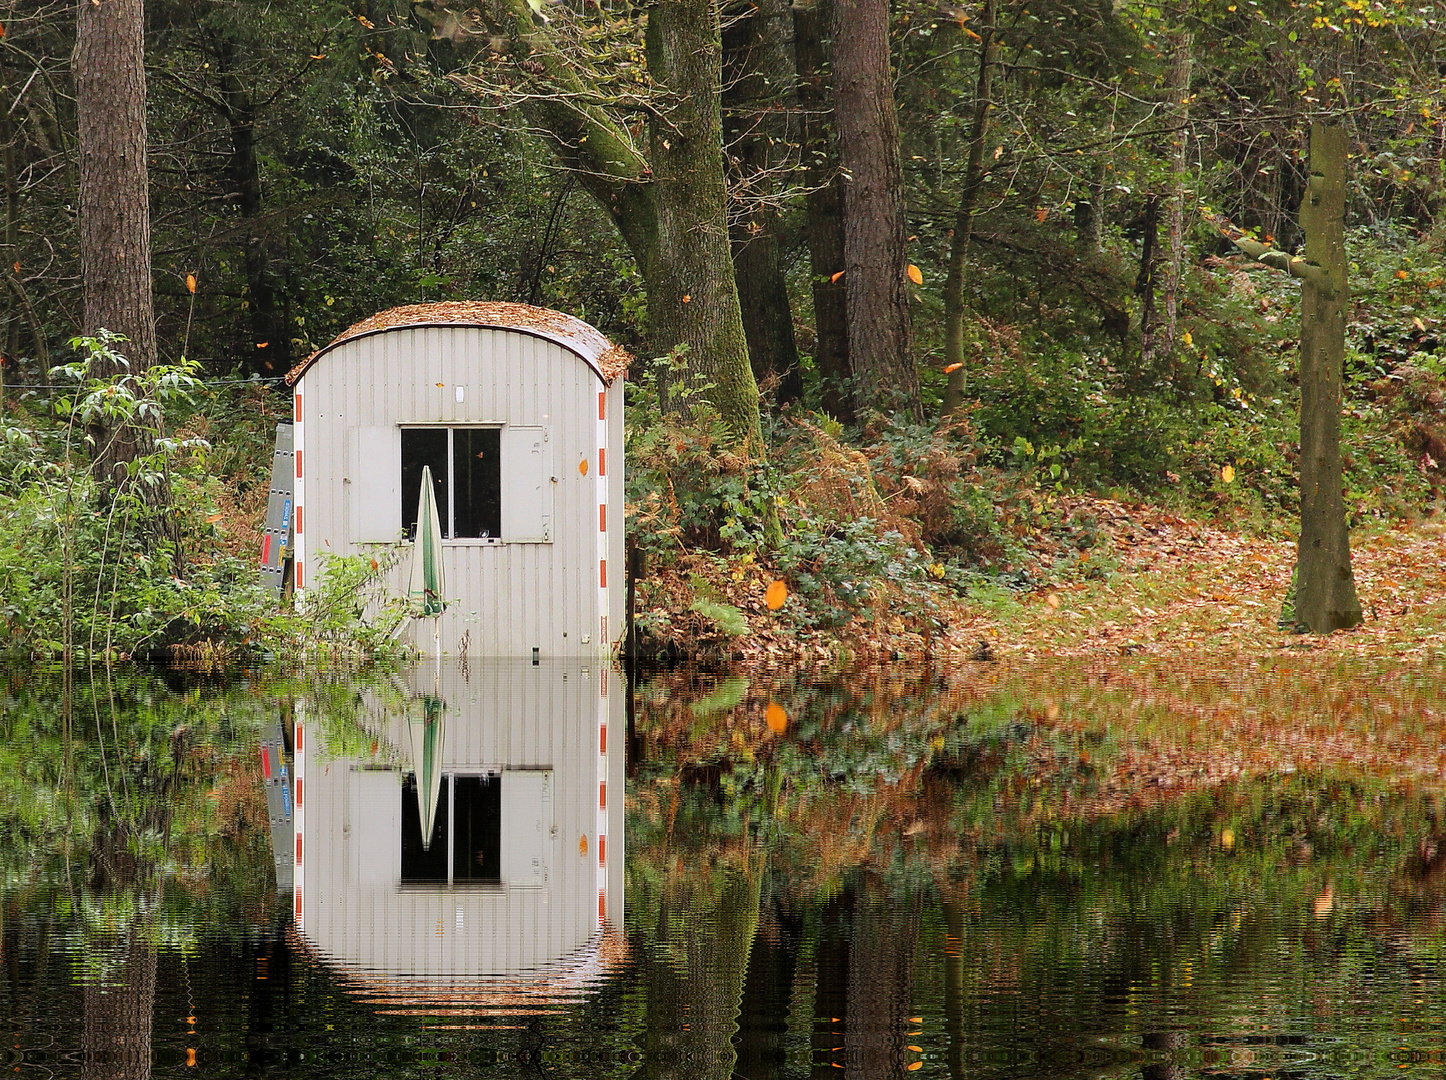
[460,0,763,451]
[1293,124,1362,633]
[941,0,998,417]
[646,0,765,448]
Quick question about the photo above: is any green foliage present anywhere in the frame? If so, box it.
[0,336,407,665]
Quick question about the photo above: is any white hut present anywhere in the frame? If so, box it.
[291,659,625,993]
[284,302,630,658]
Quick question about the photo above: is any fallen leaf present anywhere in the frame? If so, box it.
[1221,464,1236,483]
[766,580,789,610]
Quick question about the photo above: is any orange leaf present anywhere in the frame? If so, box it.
[578,458,589,476]
[1221,464,1236,484]
[681,294,691,303]
[963,25,981,39]
[907,263,923,285]
[310,53,328,59]
[830,270,845,283]
[766,703,788,732]
[256,341,269,348]
[356,14,375,27]
[186,273,197,294]
[1035,206,1049,222]
[1396,269,1410,279]
[205,513,223,523]
[765,580,788,610]
[578,834,589,856]
[1045,592,1061,609]
[10,261,17,274]
[943,362,963,374]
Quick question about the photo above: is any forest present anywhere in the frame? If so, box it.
[0,0,1442,660]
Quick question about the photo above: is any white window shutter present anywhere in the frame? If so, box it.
[349,426,401,543]
[500,425,551,542]
[500,770,552,886]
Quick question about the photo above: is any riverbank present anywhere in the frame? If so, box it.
[634,495,1446,666]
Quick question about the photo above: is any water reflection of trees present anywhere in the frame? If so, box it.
[1,671,282,1078]
[629,666,1446,1078]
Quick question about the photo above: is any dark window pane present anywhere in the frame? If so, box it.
[401,428,449,540]
[452,773,501,881]
[452,428,501,539]
[401,773,449,882]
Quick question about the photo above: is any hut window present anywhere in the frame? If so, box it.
[400,772,503,884]
[400,427,501,539]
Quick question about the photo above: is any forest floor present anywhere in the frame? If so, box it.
[959,497,1446,662]
[697,497,1446,667]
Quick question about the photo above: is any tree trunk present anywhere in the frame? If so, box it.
[632,868,762,1080]
[1293,124,1362,633]
[794,1,853,423]
[218,54,291,376]
[1135,194,1160,383]
[82,927,156,1080]
[1157,24,1193,387]
[723,0,803,406]
[74,0,159,483]
[941,0,998,417]
[832,0,920,423]
[843,886,921,1079]
[646,0,765,449]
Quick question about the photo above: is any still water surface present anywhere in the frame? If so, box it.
[3,659,1443,1078]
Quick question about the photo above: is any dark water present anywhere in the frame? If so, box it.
[3,660,1445,1078]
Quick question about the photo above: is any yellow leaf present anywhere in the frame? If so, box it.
[1412,316,1426,332]
[310,53,327,59]
[907,264,923,285]
[356,14,375,27]
[1220,827,1235,850]
[766,703,788,732]
[186,273,197,294]
[1181,330,1192,346]
[765,580,789,610]
[1221,464,1236,483]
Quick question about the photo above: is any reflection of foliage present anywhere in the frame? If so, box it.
[0,669,288,941]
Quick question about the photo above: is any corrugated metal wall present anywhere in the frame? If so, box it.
[297,661,622,978]
[296,326,624,658]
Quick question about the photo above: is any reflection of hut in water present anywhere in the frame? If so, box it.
[290,660,624,1004]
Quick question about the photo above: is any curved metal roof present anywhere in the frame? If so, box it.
[285,301,632,386]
